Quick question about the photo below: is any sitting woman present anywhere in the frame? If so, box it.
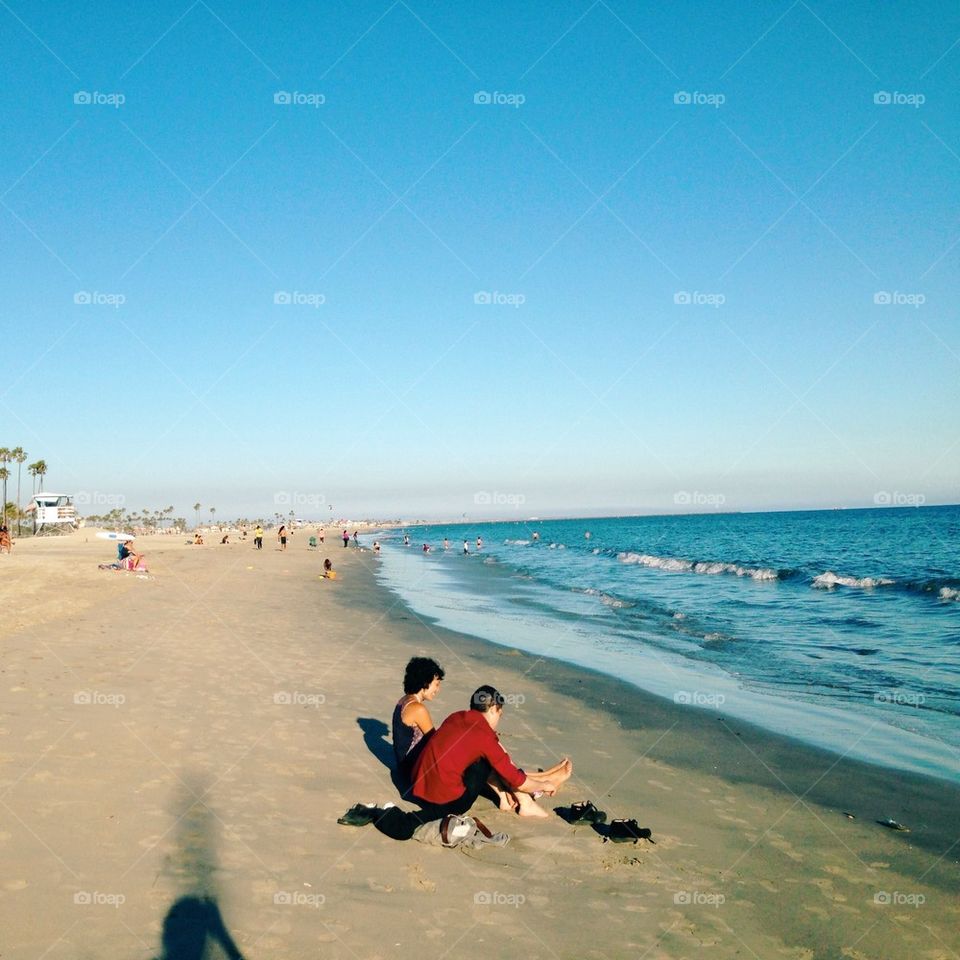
[392,657,444,796]
[322,558,337,579]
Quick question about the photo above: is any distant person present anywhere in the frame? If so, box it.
[220,534,229,544]
[422,543,430,553]
[342,529,349,548]
[194,532,204,545]
[403,534,410,546]
[254,525,264,550]
[277,525,287,551]
[353,531,359,547]
[119,539,145,570]
[318,527,324,544]
[0,525,12,554]
[463,540,469,554]
[532,532,539,541]
[373,541,381,553]
[392,657,445,795]
[443,538,449,550]
[476,536,483,550]
[322,558,337,580]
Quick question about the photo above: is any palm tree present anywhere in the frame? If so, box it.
[193,502,201,529]
[0,466,8,525]
[12,448,26,535]
[209,506,216,529]
[0,448,9,524]
[31,459,47,492]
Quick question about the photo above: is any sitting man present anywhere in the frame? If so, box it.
[359,685,572,840]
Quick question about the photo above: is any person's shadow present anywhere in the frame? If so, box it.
[357,717,404,792]
[154,776,245,960]
[158,896,243,960]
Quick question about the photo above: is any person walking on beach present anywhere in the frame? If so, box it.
[342,529,349,548]
[355,686,572,840]
[318,527,324,544]
[0,524,11,554]
[278,525,287,551]
[353,531,359,548]
[254,525,263,550]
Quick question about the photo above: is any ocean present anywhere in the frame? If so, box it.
[370,506,960,784]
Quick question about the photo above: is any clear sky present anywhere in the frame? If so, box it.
[1,1,958,520]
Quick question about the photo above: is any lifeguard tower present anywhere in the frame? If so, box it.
[29,493,77,534]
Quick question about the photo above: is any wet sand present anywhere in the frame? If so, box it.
[1,530,958,959]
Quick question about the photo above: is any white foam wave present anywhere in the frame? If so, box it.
[812,571,895,590]
[618,552,779,581]
[939,587,959,601]
[503,539,530,546]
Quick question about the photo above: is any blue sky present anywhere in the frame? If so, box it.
[1,1,958,520]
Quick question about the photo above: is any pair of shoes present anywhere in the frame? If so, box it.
[337,803,379,826]
[601,819,655,844]
[556,800,607,824]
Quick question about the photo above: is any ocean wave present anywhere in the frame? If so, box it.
[812,571,895,590]
[940,587,959,602]
[618,552,781,581]
[580,587,635,609]
[503,539,530,546]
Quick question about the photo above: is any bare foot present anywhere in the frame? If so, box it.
[516,797,549,818]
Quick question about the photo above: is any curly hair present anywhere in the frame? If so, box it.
[403,657,445,694]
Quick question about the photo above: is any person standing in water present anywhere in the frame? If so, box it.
[342,529,349,548]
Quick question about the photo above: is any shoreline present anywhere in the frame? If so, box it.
[366,550,960,888]
[2,531,958,958]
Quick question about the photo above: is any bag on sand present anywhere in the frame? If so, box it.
[412,814,509,849]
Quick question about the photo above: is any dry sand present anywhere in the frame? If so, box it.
[1,530,958,959]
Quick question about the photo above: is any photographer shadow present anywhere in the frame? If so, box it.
[153,776,244,960]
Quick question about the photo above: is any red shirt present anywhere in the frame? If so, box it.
[411,709,525,804]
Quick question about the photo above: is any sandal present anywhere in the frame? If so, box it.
[557,801,607,824]
[337,803,379,827]
[602,819,655,844]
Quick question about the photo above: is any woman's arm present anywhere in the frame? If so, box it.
[400,699,434,734]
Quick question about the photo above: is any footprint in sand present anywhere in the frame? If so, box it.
[366,877,394,893]
[407,863,436,892]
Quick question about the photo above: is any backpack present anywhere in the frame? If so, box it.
[412,814,509,849]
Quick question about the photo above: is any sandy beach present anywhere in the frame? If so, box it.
[1,530,958,959]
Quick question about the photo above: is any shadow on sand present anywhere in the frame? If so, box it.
[154,776,244,960]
